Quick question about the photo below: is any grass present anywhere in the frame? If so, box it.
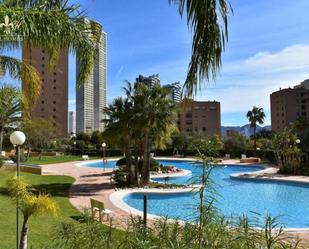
[24,155,102,165]
[0,170,126,248]
[0,171,80,248]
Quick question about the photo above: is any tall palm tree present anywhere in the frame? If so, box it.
[104,96,136,184]
[7,177,58,249]
[134,83,176,185]
[0,0,101,103]
[246,106,265,151]
[0,85,23,152]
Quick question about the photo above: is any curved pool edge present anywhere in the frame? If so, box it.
[109,187,309,231]
[230,167,309,187]
[110,187,199,220]
[74,158,119,168]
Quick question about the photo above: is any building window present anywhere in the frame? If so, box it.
[53,101,56,104]
[41,64,45,68]
[41,71,44,75]
[53,108,56,112]
[53,115,56,119]
[203,127,206,132]
[41,108,44,111]
[42,49,45,53]
[41,101,44,104]
[185,113,192,118]
[53,86,56,90]
[53,72,57,76]
[53,79,56,83]
[42,57,45,60]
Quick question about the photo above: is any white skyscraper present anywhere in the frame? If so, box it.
[76,27,107,134]
[68,111,76,134]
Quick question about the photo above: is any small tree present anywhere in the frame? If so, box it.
[6,177,58,249]
[23,118,55,160]
[272,129,302,174]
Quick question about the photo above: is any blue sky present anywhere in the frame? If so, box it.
[6,0,309,126]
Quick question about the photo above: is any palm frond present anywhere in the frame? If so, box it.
[169,0,232,97]
[0,55,40,105]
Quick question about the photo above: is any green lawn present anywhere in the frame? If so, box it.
[24,155,102,165]
[0,171,80,248]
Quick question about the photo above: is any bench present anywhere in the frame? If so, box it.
[90,198,113,222]
[82,155,89,160]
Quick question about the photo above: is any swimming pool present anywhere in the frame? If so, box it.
[83,159,309,228]
[79,159,117,169]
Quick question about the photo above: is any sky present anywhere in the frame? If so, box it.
[6,0,309,126]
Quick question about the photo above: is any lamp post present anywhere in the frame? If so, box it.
[102,142,106,171]
[10,131,26,249]
[73,141,76,155]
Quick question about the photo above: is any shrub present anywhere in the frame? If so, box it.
[113,169,128,187]
[223,135,248,158]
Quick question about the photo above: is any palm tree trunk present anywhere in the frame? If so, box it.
[0,126,4,153]
[20,215,29,249]
[142,133,150,185]
[125,138,134,185]
[134,146,139,185]
[254,126,257,152]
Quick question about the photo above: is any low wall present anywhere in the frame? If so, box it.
[0,163,42,175]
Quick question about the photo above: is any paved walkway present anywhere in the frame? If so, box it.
[42,161,131,227]
[40,159,309,246]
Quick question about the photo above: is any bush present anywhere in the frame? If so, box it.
[223,135,248,158]
[113,169,128,187]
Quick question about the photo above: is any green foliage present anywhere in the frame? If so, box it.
[105,81,176,185]
[172,132,189,155]
[0,1,100,89]
[112,169,128,188]
[246,106,266,150]
[23,118,55,154]
[169,0,232,98]
[272,129,302,174]
[190,134,222,157]
[7,176,58,249]
[0,85,23,151]
[223,134,248,157]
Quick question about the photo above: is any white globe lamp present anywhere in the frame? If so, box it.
[10,131,26,146]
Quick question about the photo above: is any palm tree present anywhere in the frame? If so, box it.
[134,83,176,184]
[104,96,136,184]
[0,85,23,152]
[6,177,58,249]
[0,0,101,103]
[246,106,265,151]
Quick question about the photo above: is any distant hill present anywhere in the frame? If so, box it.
[221,124,271,137]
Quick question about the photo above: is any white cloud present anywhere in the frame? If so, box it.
[197,44,309,116]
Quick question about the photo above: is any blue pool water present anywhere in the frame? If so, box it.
[83,159,309,228]
[80,160,117,169]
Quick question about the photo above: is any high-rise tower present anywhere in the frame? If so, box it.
[22,47,68,137]
[76,28,107,134]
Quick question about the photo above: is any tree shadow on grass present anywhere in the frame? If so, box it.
[31,183,72,197]
[0,187,8,196]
